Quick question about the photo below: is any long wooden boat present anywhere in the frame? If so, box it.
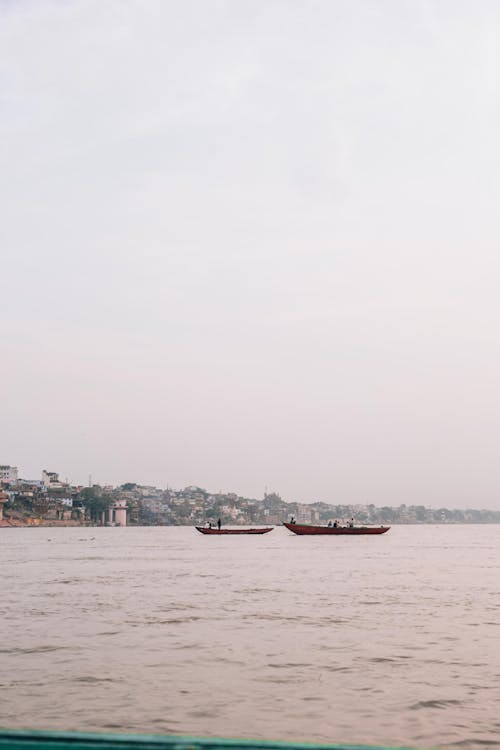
[283,522,390,535]
[195,526,273,535]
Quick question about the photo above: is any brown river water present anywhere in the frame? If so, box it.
[1,525,500,749]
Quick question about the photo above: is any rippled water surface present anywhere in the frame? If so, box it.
[1,525,500,749]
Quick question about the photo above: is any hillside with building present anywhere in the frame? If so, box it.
[1,464,500,527]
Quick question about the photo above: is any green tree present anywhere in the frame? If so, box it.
[80,487,113,524]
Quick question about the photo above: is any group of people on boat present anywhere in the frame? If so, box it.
[327,518,355,528]
[289,516,356,528]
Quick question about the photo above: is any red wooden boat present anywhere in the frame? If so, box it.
[195,526,273,535]
[283,522,390,535]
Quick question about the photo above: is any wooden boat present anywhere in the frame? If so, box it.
[195,526,273,535]
[283,522,390,535]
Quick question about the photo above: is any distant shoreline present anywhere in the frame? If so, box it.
[3,520,500,528]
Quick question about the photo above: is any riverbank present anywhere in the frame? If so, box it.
[1,518,87,527]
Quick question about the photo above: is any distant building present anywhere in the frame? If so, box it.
[296,504,319,523]
[0,465,18,484]
[18,479,43,489]
[103,498,127,527]
[42,470,65,488]
[113,498,127,527]
[0,490,8,520]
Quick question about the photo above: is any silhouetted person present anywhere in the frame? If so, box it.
[217,517,221,530]
[290,516,296,524]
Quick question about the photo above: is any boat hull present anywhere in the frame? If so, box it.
[195,527,273,535]
[283,522,390,535]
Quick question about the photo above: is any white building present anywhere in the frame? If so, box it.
[42,470,65,488]
[0,465,18,484]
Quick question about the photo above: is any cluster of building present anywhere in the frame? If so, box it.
[0,465,127,527]
[2,464,500,527]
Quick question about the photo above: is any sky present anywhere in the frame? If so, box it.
[2,0,500,508]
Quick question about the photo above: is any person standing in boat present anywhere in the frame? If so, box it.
[217,517,221,530]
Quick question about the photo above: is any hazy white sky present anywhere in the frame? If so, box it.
[2,1,500,507]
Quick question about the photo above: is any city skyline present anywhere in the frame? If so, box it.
[1,461,499,512]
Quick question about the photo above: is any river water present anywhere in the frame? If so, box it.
[1,525,500,749]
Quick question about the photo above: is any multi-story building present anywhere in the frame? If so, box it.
[0,465,18,485]
[42,470,64,488]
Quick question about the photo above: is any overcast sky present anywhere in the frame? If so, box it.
[2,0,500,508]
